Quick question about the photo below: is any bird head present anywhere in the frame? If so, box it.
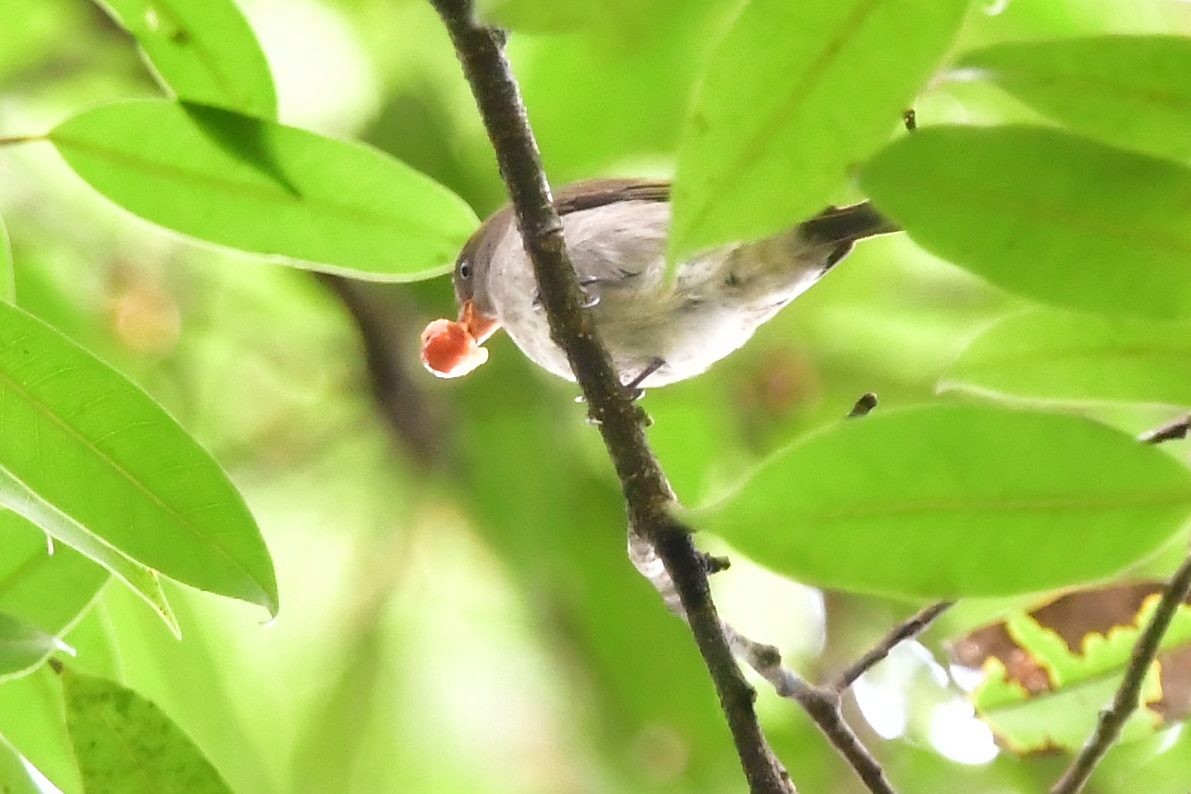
[420,215,504,378]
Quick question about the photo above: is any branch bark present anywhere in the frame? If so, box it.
[426,3,793,791]
[728,626,896,794]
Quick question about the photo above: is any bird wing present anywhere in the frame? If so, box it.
[553,181,673,290]
[554,179,671,215]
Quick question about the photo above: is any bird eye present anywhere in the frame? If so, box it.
[459,262,472,280]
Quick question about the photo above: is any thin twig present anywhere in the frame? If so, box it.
[1139,413,1191,445]
[425,3,793,791]
[0,134,43,148]
[726,626,896,794]
[1051,548,1191,794]
[830,601,953,692]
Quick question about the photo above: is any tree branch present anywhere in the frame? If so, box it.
[1053,412,1191,791]
[1051,546,1191,794]
[426,3,793,791]
[727,626,896,794]
[723,597,950,794]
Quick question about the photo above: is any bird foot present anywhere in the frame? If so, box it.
[621,358,666,402]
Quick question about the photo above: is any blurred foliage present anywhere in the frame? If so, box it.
[0,1,1190,793]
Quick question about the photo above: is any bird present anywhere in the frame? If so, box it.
[421,178,896,390]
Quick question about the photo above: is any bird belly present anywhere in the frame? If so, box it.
[601,278,805,387]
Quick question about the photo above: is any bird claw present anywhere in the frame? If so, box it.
[576,359,664,427]
[622,358,666,398]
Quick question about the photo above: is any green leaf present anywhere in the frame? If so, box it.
[0,477,177,636]
[50,100,479,281]
[951,582,1191,752]
[859,125,1191,319]
[0,737,40,794]
[60,668,233,794]
[83,583,275,793]
[0,216,13,303]
[941,308,1191,407]
[956,36,1191,164]
[0,614,58,680]
[0,511,107,639]
[95,0,276,117]
[699,404,1191,599]
[0,668,81,794]
[0,299,277,616]
[669,0,969,263]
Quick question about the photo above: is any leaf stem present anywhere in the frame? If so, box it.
[0,134,45,149]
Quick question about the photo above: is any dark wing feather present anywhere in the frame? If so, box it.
[554,179,671,215]
[458,179,669,276]
[798,202,898,245]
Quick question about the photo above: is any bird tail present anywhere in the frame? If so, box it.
[798,201,899,246]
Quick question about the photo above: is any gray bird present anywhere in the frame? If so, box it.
[421,178,896,389]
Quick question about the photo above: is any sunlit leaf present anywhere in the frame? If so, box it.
[0,614,58,680]
[0,512,108,639]
[860,125,1191,319]
[956,36,1191,164]
[89,583,278,794]
[951,582,1191,752]
[0,738,40,794]
[700,404,1191,598]
[0,299,277,616]
[669,0,969,263]
[0,474,177,635]
[941,308,1191,407]
[60,668,234,794]
[95,0,276,117]
[509,0,738,183]
[0,216,13,302]
[0,668,81,794]
[50,100,479,281]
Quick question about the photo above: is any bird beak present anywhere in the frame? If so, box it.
[419,299,501,379]
[460,299,501,344]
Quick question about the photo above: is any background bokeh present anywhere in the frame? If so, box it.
[2,1,1190,791]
